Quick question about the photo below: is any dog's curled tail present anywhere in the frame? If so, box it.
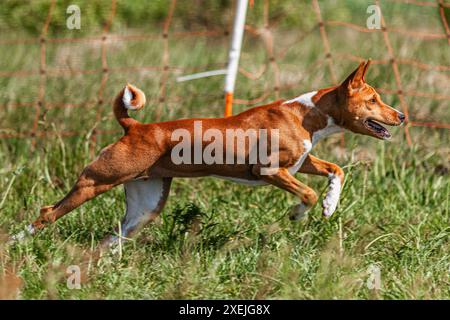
[113,83,146,130]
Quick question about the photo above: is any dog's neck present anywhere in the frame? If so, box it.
[312,86,344,124]
[287,86,345,142]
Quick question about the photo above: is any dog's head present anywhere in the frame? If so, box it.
[336,60,405,140]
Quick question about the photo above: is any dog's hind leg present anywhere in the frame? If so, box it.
[252,167,318,221]
[13,170,120,241]
[100,177,172,249]
[298,154,344,217]
[24,141,158,236]
[32,173,116,231]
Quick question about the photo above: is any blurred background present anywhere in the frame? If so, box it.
[0,0,449,299]
[0,0,448,148]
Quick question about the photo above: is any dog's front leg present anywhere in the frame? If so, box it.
[252,167,318,220]
[298,154,344,218]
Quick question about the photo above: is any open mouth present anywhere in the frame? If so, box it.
[364,119,391,139]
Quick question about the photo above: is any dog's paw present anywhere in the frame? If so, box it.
[322,174,341,218]
[9,224,35,244]
[100,235,126,256]
[289,203,309,221]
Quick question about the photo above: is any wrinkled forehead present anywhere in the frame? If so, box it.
[360,84,379,97]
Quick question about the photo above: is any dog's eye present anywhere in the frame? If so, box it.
[369,98,377,104]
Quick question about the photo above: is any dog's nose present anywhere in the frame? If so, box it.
[398,113,405,123]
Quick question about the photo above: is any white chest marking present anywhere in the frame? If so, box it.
[284,91,318,108]
[287,117,342,176]
[288,139,312,175]
[312,116,343,146]
[322,174,341,217]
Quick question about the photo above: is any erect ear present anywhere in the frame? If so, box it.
[361,59,371,81]
[341,60,370,95]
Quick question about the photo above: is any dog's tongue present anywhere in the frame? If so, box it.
[367,120,390,138]
[368,119,383,131]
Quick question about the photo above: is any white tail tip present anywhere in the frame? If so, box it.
[122,85,137,110]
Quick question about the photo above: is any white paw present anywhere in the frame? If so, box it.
[109,242,121,256]
[9,224,35,244]
[101,236,126,256]
[289,203,309,221]
[322,174,341,218]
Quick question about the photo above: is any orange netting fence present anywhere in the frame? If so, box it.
[0,0,449,150]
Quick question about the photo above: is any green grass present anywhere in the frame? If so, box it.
[0,0,449,299]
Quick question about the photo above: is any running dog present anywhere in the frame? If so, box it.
[16,60,405,245]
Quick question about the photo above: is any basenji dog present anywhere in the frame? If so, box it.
[15,60,405,246]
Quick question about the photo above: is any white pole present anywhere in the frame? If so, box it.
[224,0,249,116]
[176,69,227,82]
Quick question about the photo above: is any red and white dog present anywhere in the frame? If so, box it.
[16,60,404,245]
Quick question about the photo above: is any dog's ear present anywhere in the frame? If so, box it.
[341,61,368,95]
[361,59,371,82]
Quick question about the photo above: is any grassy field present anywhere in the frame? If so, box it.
[0,0,449,299]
